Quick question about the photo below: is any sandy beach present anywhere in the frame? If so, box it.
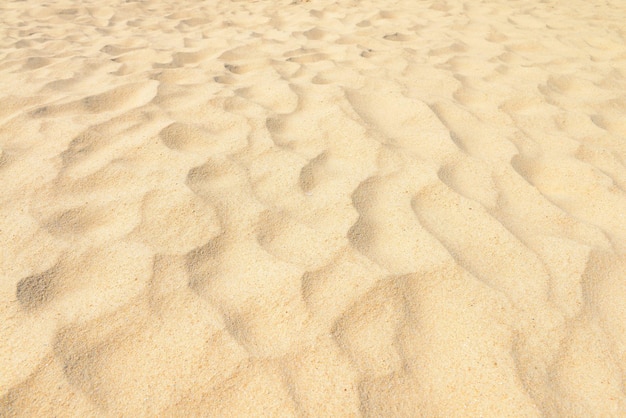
[1,0,626,416]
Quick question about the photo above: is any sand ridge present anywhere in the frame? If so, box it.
[1,0,626,416]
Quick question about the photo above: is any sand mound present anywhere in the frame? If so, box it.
[2,0,626,416]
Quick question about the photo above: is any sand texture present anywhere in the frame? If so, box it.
[1,0,626,416]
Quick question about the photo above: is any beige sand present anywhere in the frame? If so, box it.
[1,0,626,416]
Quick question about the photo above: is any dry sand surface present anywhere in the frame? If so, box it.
[1,0,626,416]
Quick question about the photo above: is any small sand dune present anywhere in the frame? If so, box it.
[1,0,626,416]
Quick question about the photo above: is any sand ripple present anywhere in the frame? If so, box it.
[2,0,626,416]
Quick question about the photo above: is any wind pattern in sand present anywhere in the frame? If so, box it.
[1,0,626,416]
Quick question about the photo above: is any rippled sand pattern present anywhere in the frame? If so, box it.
[1,0,626,416]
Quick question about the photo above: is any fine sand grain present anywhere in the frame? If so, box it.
[1,0,626,416]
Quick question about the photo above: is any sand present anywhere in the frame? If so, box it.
[1,0,625,416]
